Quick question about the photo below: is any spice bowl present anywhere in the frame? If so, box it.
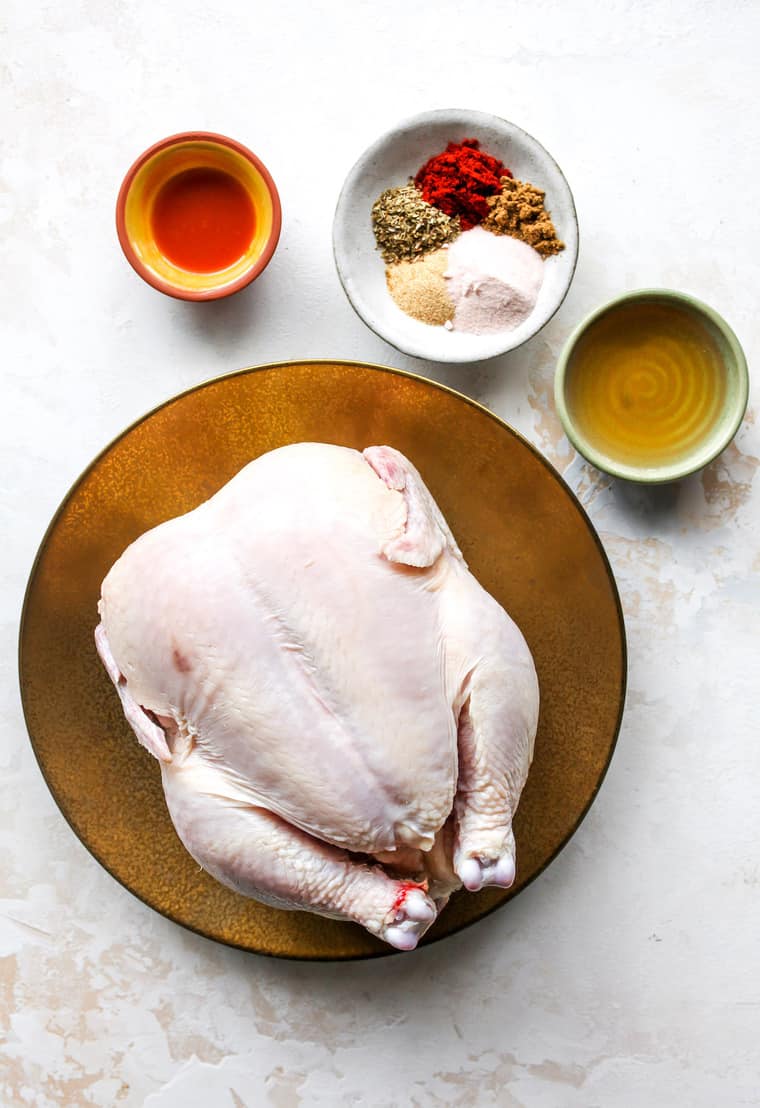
[116,131,282,301]
[555,289,749,483]
[333,108,578,363]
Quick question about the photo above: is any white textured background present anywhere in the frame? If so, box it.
[2,1,759,1105]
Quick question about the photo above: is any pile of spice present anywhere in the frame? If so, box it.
[445,227,544,335]
[482,176,564,257]
[370,137,565,336]
[371,185,459,264]
[414,139,510,229]
[385,249,453,326]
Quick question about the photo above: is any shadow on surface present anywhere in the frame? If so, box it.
[207,875,547,1009]
[574,436,757,534]
[172,280,270,348]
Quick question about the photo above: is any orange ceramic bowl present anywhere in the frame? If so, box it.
[116,131,281,301]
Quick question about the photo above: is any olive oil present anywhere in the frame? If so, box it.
[565,300,727,468]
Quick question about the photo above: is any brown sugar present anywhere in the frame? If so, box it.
[385,248,455,326]
[483,177,565,258]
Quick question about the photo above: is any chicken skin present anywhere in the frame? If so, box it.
[96,443,539,950]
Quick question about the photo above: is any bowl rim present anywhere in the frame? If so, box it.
[554,287,750,484]
[115,130,282,302]
[332,106,579,363]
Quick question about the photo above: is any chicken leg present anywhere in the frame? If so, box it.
[366,446,539,893]
[162,744,438,951]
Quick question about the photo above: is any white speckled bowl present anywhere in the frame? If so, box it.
[333,108,579,363]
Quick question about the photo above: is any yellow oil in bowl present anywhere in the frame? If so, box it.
[557,293,748,481]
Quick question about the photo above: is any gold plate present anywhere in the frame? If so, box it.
[19,361,626,959]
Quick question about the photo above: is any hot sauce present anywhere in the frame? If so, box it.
[151,167,255,273]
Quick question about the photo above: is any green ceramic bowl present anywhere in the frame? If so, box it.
[554,289,749,483]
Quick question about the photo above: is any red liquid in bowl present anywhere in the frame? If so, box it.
[151,167,256,273]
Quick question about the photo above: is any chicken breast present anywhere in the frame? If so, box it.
[96,443,539,950]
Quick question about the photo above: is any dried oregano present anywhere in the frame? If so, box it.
[371,184,460,264]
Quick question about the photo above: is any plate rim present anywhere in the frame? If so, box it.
[18,358,627,961]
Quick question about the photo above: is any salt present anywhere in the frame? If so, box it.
[444,226,544,335]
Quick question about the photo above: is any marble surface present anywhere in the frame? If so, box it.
[2,1,758,1104]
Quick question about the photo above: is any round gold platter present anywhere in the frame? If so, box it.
[19,361,626,959]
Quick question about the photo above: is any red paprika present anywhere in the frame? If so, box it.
[414,139,511,231]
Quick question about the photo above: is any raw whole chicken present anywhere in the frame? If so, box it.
[96,443,539,950]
